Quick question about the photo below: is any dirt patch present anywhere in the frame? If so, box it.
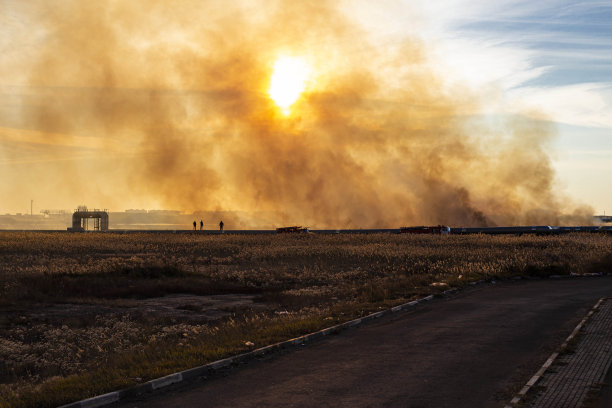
[130,294,266,322]
[1,294,265,329]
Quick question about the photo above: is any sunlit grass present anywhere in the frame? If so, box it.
[0,232,610,407]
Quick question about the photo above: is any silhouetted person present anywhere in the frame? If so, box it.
[200,220,203,231]
[219,220,224,232]
[193,220,196,231]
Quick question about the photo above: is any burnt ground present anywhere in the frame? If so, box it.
[0,294,265,329]
[116,277,612,408]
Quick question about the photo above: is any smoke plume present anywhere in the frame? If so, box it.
[0,0,592,227]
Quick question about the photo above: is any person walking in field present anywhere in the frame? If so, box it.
[200,220,203,231]
[219,220,224,232]
[193,220,196,231]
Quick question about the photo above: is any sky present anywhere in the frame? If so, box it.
[415,0,612,213]
[0,0,610,226]
[352,0,612,212]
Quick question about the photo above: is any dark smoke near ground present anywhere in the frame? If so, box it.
[2,0,592,227]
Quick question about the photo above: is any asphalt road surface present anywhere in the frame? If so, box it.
[118,277,612,408]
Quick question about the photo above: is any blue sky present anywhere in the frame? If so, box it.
[455,2,612,87]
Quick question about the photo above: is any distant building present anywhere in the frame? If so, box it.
[125,209,148,214]
[68,208,109,231]
[148,210,182,215]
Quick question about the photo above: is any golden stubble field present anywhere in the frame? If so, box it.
[1,231,611,408]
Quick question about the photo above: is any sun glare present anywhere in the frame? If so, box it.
[268,56,311,115]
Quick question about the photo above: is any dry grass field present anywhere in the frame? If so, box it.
[1,231,611,407]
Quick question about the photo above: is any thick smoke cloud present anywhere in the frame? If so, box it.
[1,0,592,227]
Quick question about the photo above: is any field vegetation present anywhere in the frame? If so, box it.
[0,231,611,407]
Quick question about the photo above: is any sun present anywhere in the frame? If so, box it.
[268,56,311,115]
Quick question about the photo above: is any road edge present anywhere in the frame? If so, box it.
[505,297,608,407]
[58,293,444,408]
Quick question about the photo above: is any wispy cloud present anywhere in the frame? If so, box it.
[508,83,612,128]
[412,0,612,129]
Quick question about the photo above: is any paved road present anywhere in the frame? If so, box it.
[118,277,612,408]
[596,363,612,407]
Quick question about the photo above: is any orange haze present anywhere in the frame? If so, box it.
[0,0,592,227]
